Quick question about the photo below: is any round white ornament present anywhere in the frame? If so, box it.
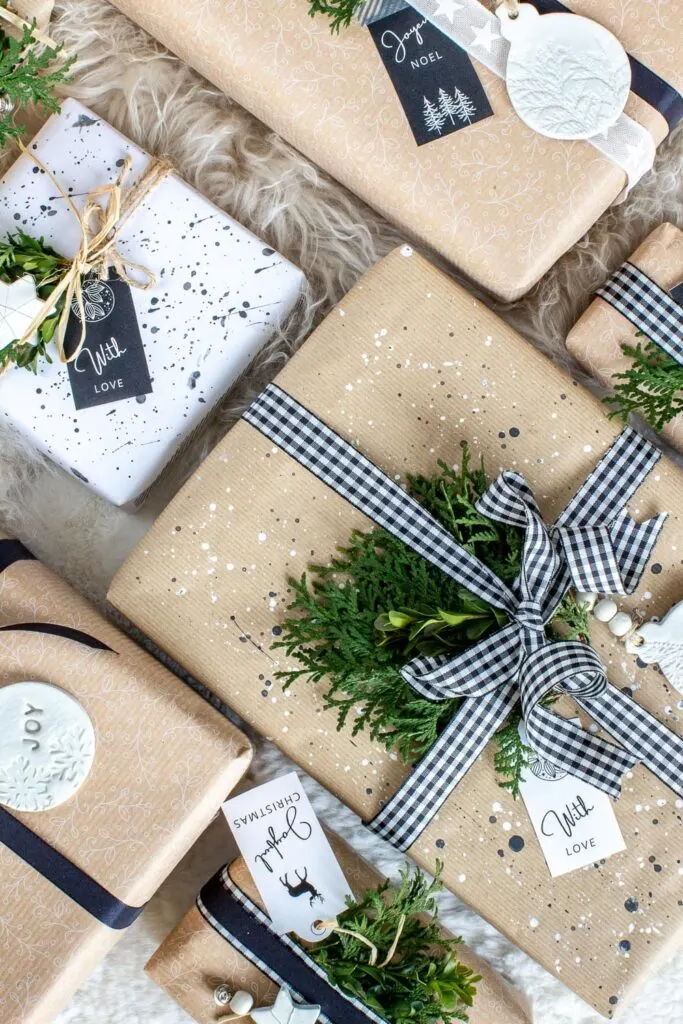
[0,682,96,812]
[496,3,631,140]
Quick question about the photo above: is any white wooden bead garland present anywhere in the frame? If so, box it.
[577,592,683,694]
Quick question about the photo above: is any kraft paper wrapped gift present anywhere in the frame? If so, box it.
[0,536,252,1024]
[566,223,683,453]
[0,98,304,507]
[145,832,531,1024]
[109,247,683,1017]
[107,0,681,302]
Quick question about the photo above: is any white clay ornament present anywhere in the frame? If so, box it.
[0,681,96,812]
[626,600,683,695]
[496,3,631,140]
[0,276,44,348]
[250,987,321,1024]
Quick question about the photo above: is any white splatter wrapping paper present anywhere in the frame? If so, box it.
[0,99,304,506]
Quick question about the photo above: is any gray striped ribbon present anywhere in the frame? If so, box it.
[597,262,683,365]
[243,385,683,851]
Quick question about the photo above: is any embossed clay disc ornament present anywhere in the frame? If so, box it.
[496,3,631,140]
[0,682,95,812]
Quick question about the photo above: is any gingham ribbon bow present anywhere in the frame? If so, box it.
[244,385,683,851]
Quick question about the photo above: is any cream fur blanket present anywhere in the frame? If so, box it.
[0,1,681,1021]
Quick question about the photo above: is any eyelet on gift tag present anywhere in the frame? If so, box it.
[496,3,631,140]
[0,681,95,812]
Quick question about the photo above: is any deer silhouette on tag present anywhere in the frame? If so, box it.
[280,868,324,908]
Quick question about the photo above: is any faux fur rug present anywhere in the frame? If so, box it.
[0,1,681,1021]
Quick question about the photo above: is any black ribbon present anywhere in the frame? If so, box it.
[530,0,683,132]
[199,869,384,1024]
[0,806,143,930]
[0,570,144,931]
[0,622,113,651]
[0,538,36,573]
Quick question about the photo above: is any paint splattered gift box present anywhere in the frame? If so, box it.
[110,248,683,1016]
[0,99,304,506]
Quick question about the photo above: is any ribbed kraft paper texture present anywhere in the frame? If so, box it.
[110,248,683,1017]
[145,832,531,1024]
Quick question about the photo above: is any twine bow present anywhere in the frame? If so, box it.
[11,146,173,369]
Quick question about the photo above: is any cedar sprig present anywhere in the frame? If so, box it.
[0,229,67,373]
[275,450,589,792]
[307,0,365,33]
[305,863,479,1024]
[0,19,73,148]
[604,335,683,432]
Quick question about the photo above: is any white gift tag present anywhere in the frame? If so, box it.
[518,725,625,877]
[223,773,353,940]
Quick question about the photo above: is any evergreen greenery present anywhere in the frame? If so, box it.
[305,863,479,1024]
[604,334,683,431]
[0,18,73,148]
[0,230,68,373]
[307,0,365,33]
[275,451,590,794]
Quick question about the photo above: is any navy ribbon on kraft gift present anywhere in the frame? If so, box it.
[198,867,386,1024]
[243,384,683,852]
[597,262,683,365]
[360,0,683,133]
[0,541,145,929]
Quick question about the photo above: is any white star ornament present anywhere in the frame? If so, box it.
[0,276,44,348]
[250,987,321,1024]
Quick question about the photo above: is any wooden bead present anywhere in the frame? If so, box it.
[576,591,599,611]
[594,598,618,622]
[229,991,254,1016]
[608,612,633,637]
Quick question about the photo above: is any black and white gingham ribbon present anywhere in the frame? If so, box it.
[244,385,683,851]
[197,867,386,1024]
[597,262,683,364]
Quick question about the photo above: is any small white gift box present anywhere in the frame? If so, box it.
[0,99,304,506]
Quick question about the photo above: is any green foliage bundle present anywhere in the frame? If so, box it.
[305,863,479,1024]
[307,0,365,32]
[604,334,683,432]
[0,230,67,373]
[275,451,591,795]
[0,18,73,148]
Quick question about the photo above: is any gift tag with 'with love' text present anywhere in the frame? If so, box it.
[223,773,352,939]
[518,724,626,877]
[64,270,153,411]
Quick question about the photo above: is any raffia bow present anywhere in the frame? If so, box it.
[7,146,173,373]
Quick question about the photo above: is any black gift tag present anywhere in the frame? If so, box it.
[64,271,153,411]
[369,7,493,146]
[670,281,683,306]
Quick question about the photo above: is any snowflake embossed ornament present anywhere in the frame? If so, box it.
[626,600,683,695]
[0,275,45,349]
[496,3,631,141]
[0,681,96,812]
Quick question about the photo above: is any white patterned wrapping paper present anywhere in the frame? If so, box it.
[0,99,305,506]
